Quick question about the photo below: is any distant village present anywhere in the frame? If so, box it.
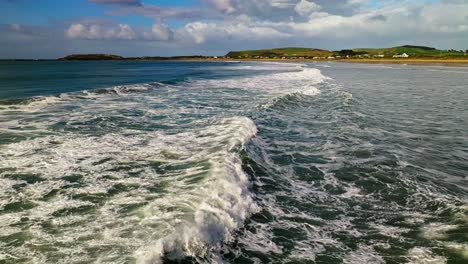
[223,52,414,60]
[221,46,468,60]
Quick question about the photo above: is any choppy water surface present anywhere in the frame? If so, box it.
[0,61,467,263]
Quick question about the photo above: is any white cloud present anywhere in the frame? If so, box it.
[202,0,366,18]
[418,3,468,33]
[65,23,137,40]
[143,23,173,41]
[63,1,468,48]
[294,0,321,17]
[179,18,291,44]
[168,0,468,50]
[65,22,175,41]
[347,0,367,5]
[270,0,295,9]
[2,0,468,58]
[182,22,210,44]
[204,0,236,14]
[65,24,86,39]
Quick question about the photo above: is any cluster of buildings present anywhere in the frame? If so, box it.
[392,53,409,58]
[223,53,411,60]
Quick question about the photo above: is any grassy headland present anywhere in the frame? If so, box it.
[351,45,465,59]
[221,45,468,66]
[5,45,465,65]
[226,47,333,59]
[226,45,467,60]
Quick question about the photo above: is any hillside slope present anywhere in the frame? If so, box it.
[226,47,333,58]
[353,46,465,58]
[226,46,466,59]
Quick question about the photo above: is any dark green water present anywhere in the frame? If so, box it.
[0,61,467,263]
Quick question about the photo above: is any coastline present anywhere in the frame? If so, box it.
[2,58,468,67]
[335,58,468,67]
[178,58,468,67]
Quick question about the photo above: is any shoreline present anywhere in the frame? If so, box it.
[335,59,468,67]
[2,58,468,67]
[179,58,468,67]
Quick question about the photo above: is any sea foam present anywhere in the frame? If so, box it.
[0,62,330,263]
[0,116,258,263]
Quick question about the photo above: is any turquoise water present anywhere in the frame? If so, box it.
[0,61,467,263]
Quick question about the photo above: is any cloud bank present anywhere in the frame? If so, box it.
[1,0,467,58]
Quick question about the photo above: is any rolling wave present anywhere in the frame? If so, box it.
[0,62,331,263]
[0,117,258,263]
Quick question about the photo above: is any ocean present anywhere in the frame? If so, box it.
[0,61,467,263]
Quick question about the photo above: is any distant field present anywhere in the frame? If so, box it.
[226,47,333,58]
[353,45,465,58]
[226,45,467,59]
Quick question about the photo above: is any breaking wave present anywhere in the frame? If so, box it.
[0,62,330,263]
[0,116,258,263]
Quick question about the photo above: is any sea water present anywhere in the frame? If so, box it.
[0,61,467,263]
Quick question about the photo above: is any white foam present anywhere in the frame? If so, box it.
[206,62,306,72]
[407,247,447,264]
[340,185,363,198]
[426,69,468,74]
[370,224,410,239]
[343,245,385,264]
[0,61,337,262]
[194,66,328,96]
[134,117,259,262]
[421,223,459,240]
[0,116,259,262]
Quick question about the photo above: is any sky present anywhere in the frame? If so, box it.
[0,0,467,58]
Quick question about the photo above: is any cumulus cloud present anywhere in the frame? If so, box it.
[2,0,468,58]
[202,0,367,19]
[108,4,223,21]
[65,21,174,41]
[180,19,291,44]
[175,0,468,48]
[204,0,236,14]
[65,23,137,40]
[89,0,142,6]
[143,23,174,41]
[63,0,468,48]
[294,0,321,17]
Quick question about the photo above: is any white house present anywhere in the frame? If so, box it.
[393,53,409,58]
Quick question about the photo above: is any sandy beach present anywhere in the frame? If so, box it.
[178,57,468,67]
[334,58,468,66]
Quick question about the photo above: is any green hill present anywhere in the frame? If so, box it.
[352,46,464,58]
[226,47,333,58]
[226,45,466,59]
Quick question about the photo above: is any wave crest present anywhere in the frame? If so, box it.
[0,116,258,263]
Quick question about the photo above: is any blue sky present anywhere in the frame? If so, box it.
[0,0,467,58]
[1,1,189,27]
